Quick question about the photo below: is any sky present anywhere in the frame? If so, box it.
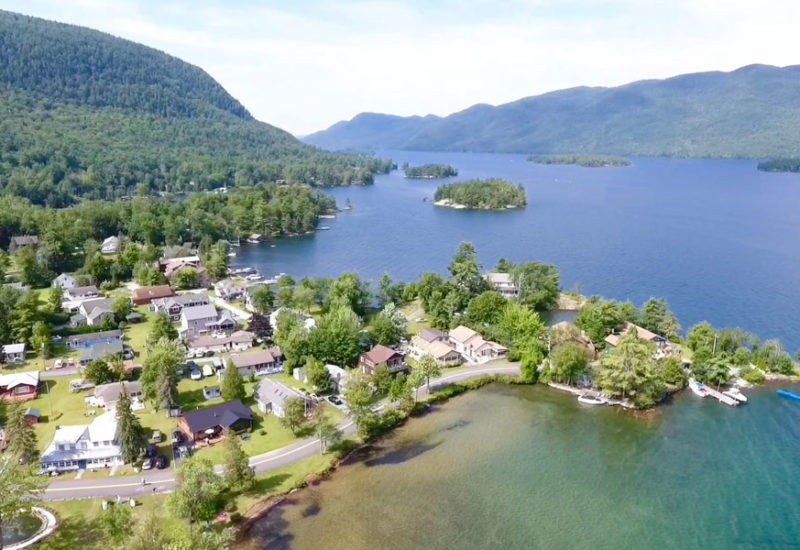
[4,0,800,135]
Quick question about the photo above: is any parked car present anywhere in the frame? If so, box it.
[53,358,64,369]
[70,379,95,393]
[152,430,163,444]
[190,368,202,381]
[327,395,343,406]
[123,347,135,360]
[154,455,169,469]
[171,430,184,444]
[141,457,153,470]
[202,364,215,377]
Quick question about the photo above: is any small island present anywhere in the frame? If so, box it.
[757,158,800,173]
[528,154,631,168]
[434,179,527,210]
[403,163,458,179]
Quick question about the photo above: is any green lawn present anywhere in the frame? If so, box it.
[124,307,155,360]
[402,299,432,335]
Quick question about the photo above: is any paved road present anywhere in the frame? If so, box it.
[42,363,520,501]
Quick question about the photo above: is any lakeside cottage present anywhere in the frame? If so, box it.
[449,325,508,363]
[605,321,677,359]
[178,400,254,443]
[485,272,519,299]
[151,293,210,322]
[409,334,462,367]
[41,410,122,473]
[0,371,39,402]
[255,378,309,418]
[359,344,407,376]
[179,304,237,338]
[8,235,39,253]
[551,321,597,359]
[214,279,244,302]
[1,343,27,364]
[132,285,175,306]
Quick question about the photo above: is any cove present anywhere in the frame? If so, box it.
[242,383,800,550]
[231,152,800,350]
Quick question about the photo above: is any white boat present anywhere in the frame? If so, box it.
[577,393,607,406]
[688,378,710,397]
[723,386,748,403]
[318,226,331,230]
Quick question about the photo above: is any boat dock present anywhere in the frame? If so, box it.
[705,386,740,407]
[547,382,635,409]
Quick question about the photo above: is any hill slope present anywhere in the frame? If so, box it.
[305,65,800,158]
[0,10,389,206]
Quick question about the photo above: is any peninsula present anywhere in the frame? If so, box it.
[403,163,458,179]
[528,155,631,167]
[434,179,527,210]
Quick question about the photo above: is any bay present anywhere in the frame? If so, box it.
[243,383,800,550]
[232,152,800,350]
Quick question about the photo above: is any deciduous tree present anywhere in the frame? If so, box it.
[168,456,223,523]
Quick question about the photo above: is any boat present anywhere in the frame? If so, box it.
[688,378,710,397]
[723,386,748,403]
[577,392,607,406]
[318,226,331,230]
[227,252,236,258]
[777,390,800,402]
[341,198,353,211]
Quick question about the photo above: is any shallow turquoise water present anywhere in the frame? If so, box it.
[245,384,800,550]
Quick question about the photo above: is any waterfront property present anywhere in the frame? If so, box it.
[255,378,310,418]
[187,330,255,355]
[1,342,27,364]
[269,306,317,332]
[178,400,254,443]
[359,345,407,375]
[214,279,245,302]
[605,321,677,358]
[449,325,508,363]
[409,334,462,367]
[485,272,519,299]
[179,304,237,338]
[0,371,39,402]
[151,293,210,321]
[40,410,122,472]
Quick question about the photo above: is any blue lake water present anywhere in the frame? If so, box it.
[232,152,800,350]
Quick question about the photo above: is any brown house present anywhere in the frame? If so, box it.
[178,400,254,443]
[359,345,407,376]
[0,372,40,403]
[132,285,175,306]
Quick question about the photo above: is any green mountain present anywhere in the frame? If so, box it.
[0,10,389,206]
[305,64,800,158]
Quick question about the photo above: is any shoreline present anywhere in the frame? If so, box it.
[433,198,521,211]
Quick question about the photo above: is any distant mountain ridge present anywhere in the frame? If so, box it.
[305,64,800,158]
[0,10,388,206]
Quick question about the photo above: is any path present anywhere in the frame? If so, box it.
[41,362,519,501]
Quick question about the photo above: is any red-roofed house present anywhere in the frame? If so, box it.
[358,345,406,376]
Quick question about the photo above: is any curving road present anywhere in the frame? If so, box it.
[41,363,520,501]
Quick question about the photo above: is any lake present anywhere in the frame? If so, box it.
[241,383,800,550]
[232,152,800,350]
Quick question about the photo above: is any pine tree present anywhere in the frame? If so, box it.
[116,387,147,464]
[6,404,39,464]
[222,429,253,491]
[221,361,246,402]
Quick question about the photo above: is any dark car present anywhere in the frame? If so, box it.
[327,395,343,406]
[154,455,169,469]
[171,430,184,444]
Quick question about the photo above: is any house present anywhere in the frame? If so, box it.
[64,286,100,302]
[409,336,462,367]
[325,364,351,394]
[66,330,123,350]
[269,307,317,332]
[0,371,39,402]
[101,236,120,255]
[158,255,201,272]
[187,330,254,355]
[255,379,309,418]
[132,285,175,306]
[214,279,244,302]
[79,341,124,367]
[485,272,519,299]
[229,349,282,377]
[203,386,222,400]
[52,273,78,290]
[552,321,597,359]
[359,345,407,376]
[8,235,39,253]
[1,343,27,364]
[604,322,676,358]
[179,304,237,338]
[151,293,210,322]
[449,325,508,363]
[178,400,254,443]
[40,410,122,472]
[93,381,142,409]
[70,298,115,328]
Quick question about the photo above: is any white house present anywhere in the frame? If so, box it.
[64,286,99,302]
[255,378,309,418]
[448,325,508,364]
[70,298,115,328]
[485,272,519,299]
[40,411,123,473]
[213,279,244,302]
[101,236,120,255]
[187,330,254,355]
[325,364,351,394]
[151,293,210,322]
[52,273,78,290]
[1,343,27,364]
[409,335,462,367]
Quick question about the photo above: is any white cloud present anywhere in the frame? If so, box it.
[3,0,799,134]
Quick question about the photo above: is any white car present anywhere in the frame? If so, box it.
[53,358,64,369]
[190,369,202,381]
[202,365,215,377]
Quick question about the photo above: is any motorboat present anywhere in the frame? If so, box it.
[688,378,710,397]
[723,386,748,403]
[777,390,800,402]
[577,392,607,406]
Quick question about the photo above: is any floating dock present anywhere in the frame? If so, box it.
[704,386,740,407]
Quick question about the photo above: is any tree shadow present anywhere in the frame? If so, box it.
[37,511,104,550]
[237,504,294,550]
[243,473,292,498]
[362,439,443,467]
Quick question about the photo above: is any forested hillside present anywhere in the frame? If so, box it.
[0,10,391,206]
[306,64,800,159]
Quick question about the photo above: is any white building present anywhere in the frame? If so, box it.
[485,272,519,299]
[255,378,309,418]
[40,411,123,473]
[325,364,351,394]
[101,236,120,255]
[179,304,237,338]
[448,325,508,364]
[1,343,27,364]
[52,273,78,290]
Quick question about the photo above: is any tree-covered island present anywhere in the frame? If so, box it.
[757,158,800,173]
[402,163,458,179]
[433,179,527,210]
[528,155,631,167]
